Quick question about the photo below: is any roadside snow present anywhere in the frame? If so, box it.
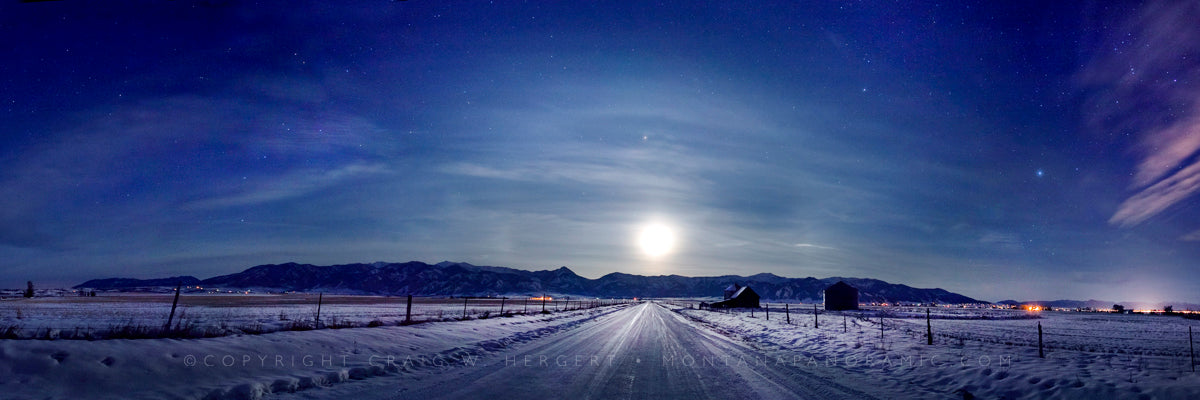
[669,303,1200,400]
[0,305,631,400]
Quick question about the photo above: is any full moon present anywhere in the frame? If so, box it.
[637,223,676,257]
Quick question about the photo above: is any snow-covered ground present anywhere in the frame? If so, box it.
[667,302,1200,399]
[3,299,1199,399]
[0,303,635,399]
[0,295,611,338]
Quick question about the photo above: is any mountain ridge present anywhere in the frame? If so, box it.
[74,261,985,303]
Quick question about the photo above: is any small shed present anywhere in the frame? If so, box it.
[823,281,859,311]
[710,283,760,308]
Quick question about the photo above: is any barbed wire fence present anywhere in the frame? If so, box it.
[0,294,637,340]
[659,299,1198,374]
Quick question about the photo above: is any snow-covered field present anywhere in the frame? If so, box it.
[3,298,1199,399]
[668,302,1200,399]
[0,295,615,339]
[0,302,636,399]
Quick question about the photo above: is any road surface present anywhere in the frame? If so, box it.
[311,302,887,400]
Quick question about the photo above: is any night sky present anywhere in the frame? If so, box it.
[3,1,1199,303]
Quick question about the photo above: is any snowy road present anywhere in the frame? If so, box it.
[317,302,885,400]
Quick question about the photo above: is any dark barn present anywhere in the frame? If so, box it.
[710,283,760,308]
[823,281,859,311]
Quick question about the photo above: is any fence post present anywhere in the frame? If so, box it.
[541,296,547,313]
[1190,326,1194,372]
[926,309,933,345]
[880,315,884,343]
[785,304,790,324]
[500,298,506,315]
[524,298,529,314]
[766,304,769,320]
[315,293,323,329]
[463,297,469,319]
[814,304,818,329]
[405,295,413,324]
[1038,321,1044,358]
[164,282,182,331]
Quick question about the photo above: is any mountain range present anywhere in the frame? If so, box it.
[75,261,985,303]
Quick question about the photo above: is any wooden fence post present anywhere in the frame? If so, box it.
[315,293,323,328]
[844,314,847,333]
[1038,321,1044,358]
[766,304,769,320]
[785,304,790,324]
[524,298,529,314]
[814,304,818,329]
[164,282,182,331]
[500,298,506,315]
[405,295,413,324]
[541,296,547,313]
[926,309,933,345]
[462,297,469,319]
[1189,326,1194,372]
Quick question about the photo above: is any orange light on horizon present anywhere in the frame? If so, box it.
[530,296,553,301]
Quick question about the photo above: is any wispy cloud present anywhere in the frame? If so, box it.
[1130,111,1200,188]
[1111,101,1200,228]
[443,152,702,196]
[1180,229,1200,241]
[978,232,1024,251]
[184,162,390,210]
[1077,2,1200,227]
[1111,150,1200,227]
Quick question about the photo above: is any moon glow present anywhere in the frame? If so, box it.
[637,223,676,257]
